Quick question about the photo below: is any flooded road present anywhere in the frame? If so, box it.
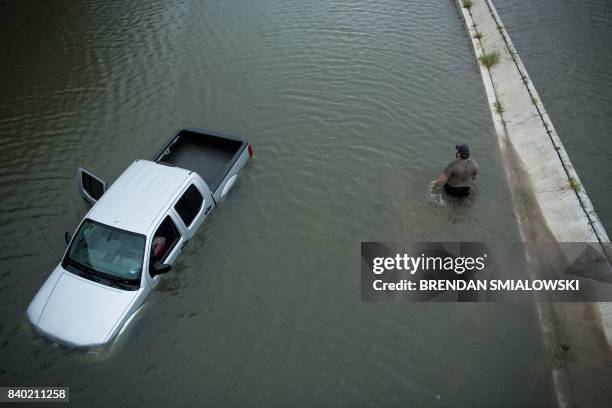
[1,1,553,406]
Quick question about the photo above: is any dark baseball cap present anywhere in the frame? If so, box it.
[455,144,470,158]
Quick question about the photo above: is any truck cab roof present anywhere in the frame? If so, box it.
[87,160,191,235]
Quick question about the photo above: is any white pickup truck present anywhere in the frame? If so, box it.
[27,128,253,348]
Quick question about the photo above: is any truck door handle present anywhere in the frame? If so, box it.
[204,205,212,215]
[181,240,189,250]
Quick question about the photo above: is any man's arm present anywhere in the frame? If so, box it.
[433,162,453,188]
[433,172,448,188]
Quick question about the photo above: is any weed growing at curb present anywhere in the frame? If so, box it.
[474,30,483,40]
[518,188,535,210]
[479,51,500,68]
[569,178,582,193]
[462,0,473,10]
[494,100,504,115]
[545,343,572,368]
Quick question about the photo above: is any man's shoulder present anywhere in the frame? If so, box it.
[444,160,458,172]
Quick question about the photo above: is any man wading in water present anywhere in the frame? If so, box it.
[433,144,479,197]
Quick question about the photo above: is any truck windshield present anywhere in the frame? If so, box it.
[63,219,145,286]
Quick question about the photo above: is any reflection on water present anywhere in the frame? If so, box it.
[0,0,553,406]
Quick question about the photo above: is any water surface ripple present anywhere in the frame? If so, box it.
[0,1,551,406]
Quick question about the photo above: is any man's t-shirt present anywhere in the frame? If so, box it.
[444,158,479,188]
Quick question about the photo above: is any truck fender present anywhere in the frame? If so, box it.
[221,174,238,198]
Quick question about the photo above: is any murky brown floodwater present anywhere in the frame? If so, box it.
[1,1,554,406]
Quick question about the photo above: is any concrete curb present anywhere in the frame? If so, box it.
[482,0,610,247]
[457,0,609,248]
[454,1,612,406]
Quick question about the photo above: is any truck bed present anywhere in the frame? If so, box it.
[153,128,247,192]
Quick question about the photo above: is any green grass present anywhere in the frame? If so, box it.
[569,177,582,193]
[494,100,504,115]
[479,51,500,68]
[462,0,474,10]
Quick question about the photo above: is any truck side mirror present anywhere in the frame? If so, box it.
[64,232,72,246]
[151,263,172,276]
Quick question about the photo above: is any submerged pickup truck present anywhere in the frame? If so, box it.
[27,128,253,347]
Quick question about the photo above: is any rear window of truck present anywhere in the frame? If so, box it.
[174,184,204,227]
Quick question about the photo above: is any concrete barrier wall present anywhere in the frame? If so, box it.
[454,1,612,406]
[454,0,611,312]
[457,0,609,246]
